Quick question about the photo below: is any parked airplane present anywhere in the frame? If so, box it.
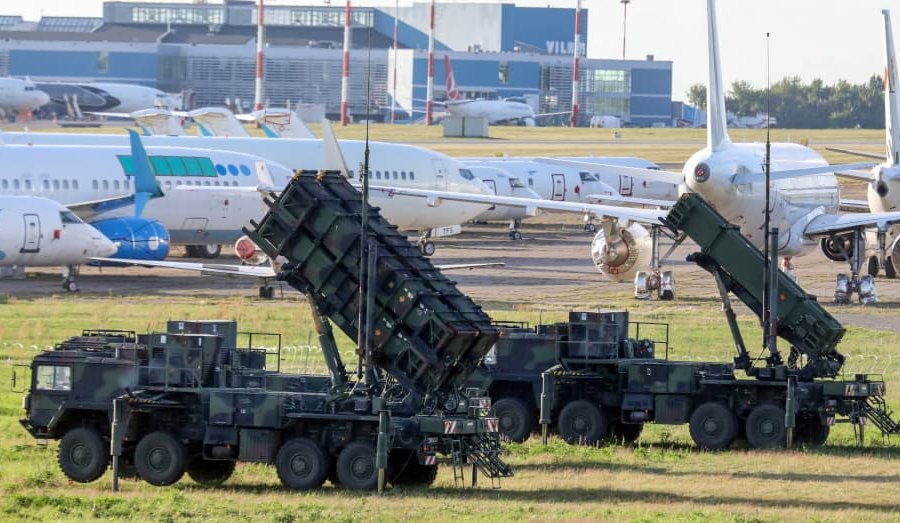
[36,82,180,116]
[826,9,900,280]
[427,56,567,126]
[0,77,50,115]
[468,165,542,239]
[1,129,493,255]
[0,196,116,290]
[364,0,899,305]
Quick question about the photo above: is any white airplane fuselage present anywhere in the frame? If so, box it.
[683,142,840,256]
[89,83,180,112]
[0,78,50,112]
[462,159,619,203]
[0,135,492,236]
[446,100,535,125]
[467,165,542,221]
[0,196,116,266]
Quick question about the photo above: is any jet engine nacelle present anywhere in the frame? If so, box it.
[234,235,268,266]
[820,234,854,262]
[590,222,652,282]
[91,217,170,261]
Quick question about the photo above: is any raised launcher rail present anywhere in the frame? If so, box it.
[661,193,845,380]
[246,170,499,404]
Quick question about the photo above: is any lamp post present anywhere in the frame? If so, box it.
[621,0,630,61]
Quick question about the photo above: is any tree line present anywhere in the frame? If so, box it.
[686,74,885,128]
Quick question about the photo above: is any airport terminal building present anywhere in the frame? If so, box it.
[0,1,673,126]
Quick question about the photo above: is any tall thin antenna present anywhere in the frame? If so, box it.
[762,31,772,350]
[357,30,373,380]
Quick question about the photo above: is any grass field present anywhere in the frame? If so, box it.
[2,295,900,521]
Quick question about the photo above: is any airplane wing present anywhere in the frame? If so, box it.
[369,185,665,224]
[833,170,874,182]
[90,258,504,278]
[585,193,675,208]
[533,157,683,185]
[839,199,870,212]
[825,146,883,160]
[730,162,876,184]
[804,211,900,237]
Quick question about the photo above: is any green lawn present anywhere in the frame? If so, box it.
[1,295,899,521]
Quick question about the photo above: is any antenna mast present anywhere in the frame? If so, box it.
[762,31,774,353]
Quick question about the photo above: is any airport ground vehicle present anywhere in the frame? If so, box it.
[471,194,900,448]
[18,171,511,491]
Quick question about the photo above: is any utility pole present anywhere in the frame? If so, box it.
[621,0,631,61]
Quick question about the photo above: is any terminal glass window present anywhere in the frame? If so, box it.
[132,6,223,25]
[585,69,630,94]
[35,365,71,391]
[498,62,510,85]
[97,51,109,73]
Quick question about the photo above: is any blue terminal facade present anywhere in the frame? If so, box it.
[0,1,673,126]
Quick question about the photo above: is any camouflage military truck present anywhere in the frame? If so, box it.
[471,194,899,449]
[19,171,512,491]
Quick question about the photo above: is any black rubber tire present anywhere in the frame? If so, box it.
[202,244,222,259]
[794,417,830,447]
[336,441,379,491]
[389,451,437,487]
[868,256,879,278]
[184,245,200,258]
[134,431,187,486]
[275,438,329,490]
[557,400,607,445]
[186,457,236,486]
[745,404,787,449]
[689,402,737,450]
[608,421,644,445]
[886,256,897,279]
[58,428,108,483]
[492,397,534,443]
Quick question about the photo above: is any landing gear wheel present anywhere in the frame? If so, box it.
[64,280,79,292]
[557,400,607,445]
[201,244,222,259]
[608,421,644,445]
[184,245,200,258]
[491,397,534,443]
[508,230,522,241]
[258,286,275,299]
[887,256,897,279]
[418,241,436,257]
[745,404,787,449]
[186,457,235,486]
[584,223,597,233]
[135,431,187,486]
[794,417,830,447]
[336,441,378,491]
[58,428,107,483]
[868,255,880,278]
[689,402,737,450]
[275,437,329,490]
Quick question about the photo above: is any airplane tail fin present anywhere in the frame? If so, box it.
[444,55,461,101]
[320,119,351,176]
[706,0,731,152]
[126,129,164,217]
[884,10,900,165]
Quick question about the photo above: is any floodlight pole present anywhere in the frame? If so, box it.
[621,0,630,60]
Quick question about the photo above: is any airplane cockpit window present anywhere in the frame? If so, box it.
[459,168,475,180]
[579,172,599,182]
[509,177,526,188]
[59,211,82,224]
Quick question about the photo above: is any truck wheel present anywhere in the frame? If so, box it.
[557,400,607,445]
[186,457,236,486]
[58,428,108,483]
[492,397,534,443]
[134,431,187,486]
[689,402,737,450]
[276,438,329,490]
[336,441,378,491]
[608,421,644,445]
[795,417,830,446]
[745,404,787,449]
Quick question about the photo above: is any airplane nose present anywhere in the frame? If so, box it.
[35,91,50,107]
[93,235,118,258]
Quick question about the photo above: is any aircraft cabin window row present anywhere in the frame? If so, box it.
[372,170,415,181]
[2,179,83,191]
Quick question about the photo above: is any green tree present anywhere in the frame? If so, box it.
[687,83,707,110]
